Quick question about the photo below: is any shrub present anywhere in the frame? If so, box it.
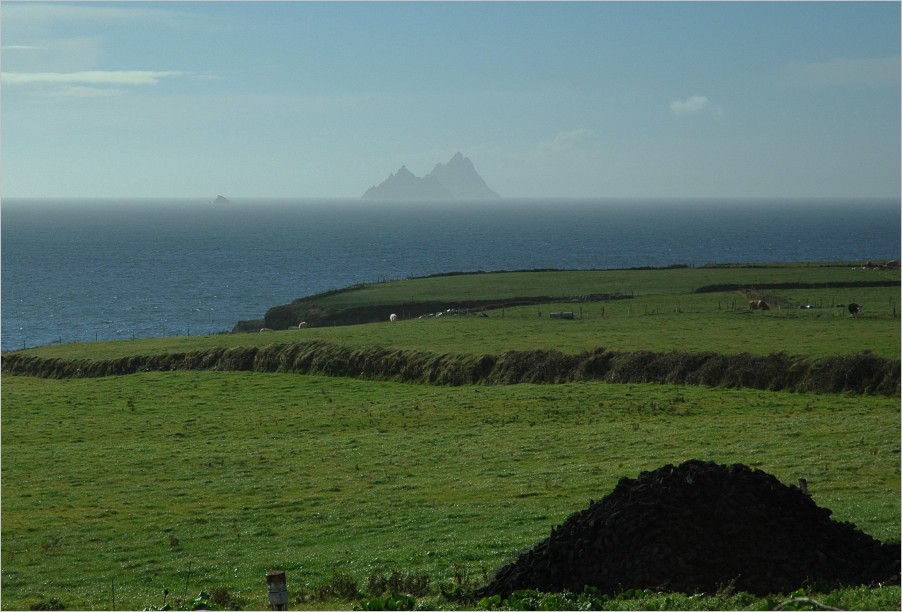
[29,598,65,611]
[367,570,431,597]
[314,573,360,601]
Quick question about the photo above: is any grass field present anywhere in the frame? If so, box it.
[2,373,899,610]
[271,264,899,309]
[14,277,901,362]
[2,266,900,610]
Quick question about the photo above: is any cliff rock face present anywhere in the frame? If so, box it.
[363,153,499,200]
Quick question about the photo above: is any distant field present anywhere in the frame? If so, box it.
[10,263,901,362]
[16,285,900,362]
[274,264,899,309]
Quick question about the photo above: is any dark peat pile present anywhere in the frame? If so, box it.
[479,460,899,597]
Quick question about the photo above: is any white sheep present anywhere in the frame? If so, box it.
[389,313,398,322]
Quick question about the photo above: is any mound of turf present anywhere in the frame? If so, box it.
[478,460,900,597]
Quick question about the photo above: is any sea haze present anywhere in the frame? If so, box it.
[2,198,899,351]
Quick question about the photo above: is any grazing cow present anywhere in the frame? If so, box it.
[389,313,398,322]
[260,327,274,332]
[297,322,307,329]
[748,300,770,311]
[848,303,862,317]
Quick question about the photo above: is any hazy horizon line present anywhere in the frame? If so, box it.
[3,195,899,207]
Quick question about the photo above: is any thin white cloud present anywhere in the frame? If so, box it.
[48,86,124,98]
[1,2,199,29]
[536,128,598,156]
[782,56,900,88]
[0,37,104,74]
[2,70,186,86]
[670,95,723,118]
[670,95,708,115]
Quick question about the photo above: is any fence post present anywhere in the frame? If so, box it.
[266,570,288,611]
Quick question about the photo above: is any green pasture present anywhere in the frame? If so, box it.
[18,285,900,362]
[2,372,899,610]
[291,264,899,309]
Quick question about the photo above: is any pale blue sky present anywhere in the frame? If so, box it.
[1,1,899,199]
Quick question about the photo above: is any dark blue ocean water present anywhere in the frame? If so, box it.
[2,198,899,351]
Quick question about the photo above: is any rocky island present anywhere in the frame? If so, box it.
[363,152,500,200]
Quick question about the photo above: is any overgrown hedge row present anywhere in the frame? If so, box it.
[3,341,898,396]
[694,280,900,293]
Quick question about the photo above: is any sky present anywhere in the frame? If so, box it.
[1,1,900,200]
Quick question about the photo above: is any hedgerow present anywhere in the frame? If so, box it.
[3,341,898,396]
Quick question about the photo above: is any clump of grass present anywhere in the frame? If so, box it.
[313,573,361,602]
[440,564,491,602]
[474,585,902,611]
[28,597,66,611]
[366,570,431,597]
[208,587,246,610]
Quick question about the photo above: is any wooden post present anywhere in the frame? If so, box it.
[267,570,288,611]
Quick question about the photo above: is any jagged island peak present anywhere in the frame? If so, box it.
[362,152,499,200]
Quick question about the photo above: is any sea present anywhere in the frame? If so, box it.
[2,197,899,352]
